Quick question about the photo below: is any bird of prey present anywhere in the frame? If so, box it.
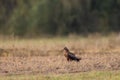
[63,47,81,62]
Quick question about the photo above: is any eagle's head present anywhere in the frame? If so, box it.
[63,47,69,52]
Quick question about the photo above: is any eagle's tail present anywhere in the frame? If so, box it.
[76,57,81,62]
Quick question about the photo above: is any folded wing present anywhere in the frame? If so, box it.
[68,52,80,62]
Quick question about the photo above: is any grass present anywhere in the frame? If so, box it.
[0,71,120,80]
[0,34,120,57]
[0,34,120,80]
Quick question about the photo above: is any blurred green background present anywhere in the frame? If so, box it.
[0,0,120,37]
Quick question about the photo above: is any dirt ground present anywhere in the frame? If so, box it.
[0,52,120,76]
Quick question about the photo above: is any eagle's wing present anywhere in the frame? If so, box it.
[68,52,80,61]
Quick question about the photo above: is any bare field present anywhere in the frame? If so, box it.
[0,34,120,76]
[0,54,120,76]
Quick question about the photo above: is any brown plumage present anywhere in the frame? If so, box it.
[63,47,81,62]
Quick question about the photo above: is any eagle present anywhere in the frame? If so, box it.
[63,47,81,62]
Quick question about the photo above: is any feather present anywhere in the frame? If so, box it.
[63,47,81,62]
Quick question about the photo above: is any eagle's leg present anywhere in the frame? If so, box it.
[67,57,70,61]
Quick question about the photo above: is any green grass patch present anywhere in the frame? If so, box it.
[0,71,120,80]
